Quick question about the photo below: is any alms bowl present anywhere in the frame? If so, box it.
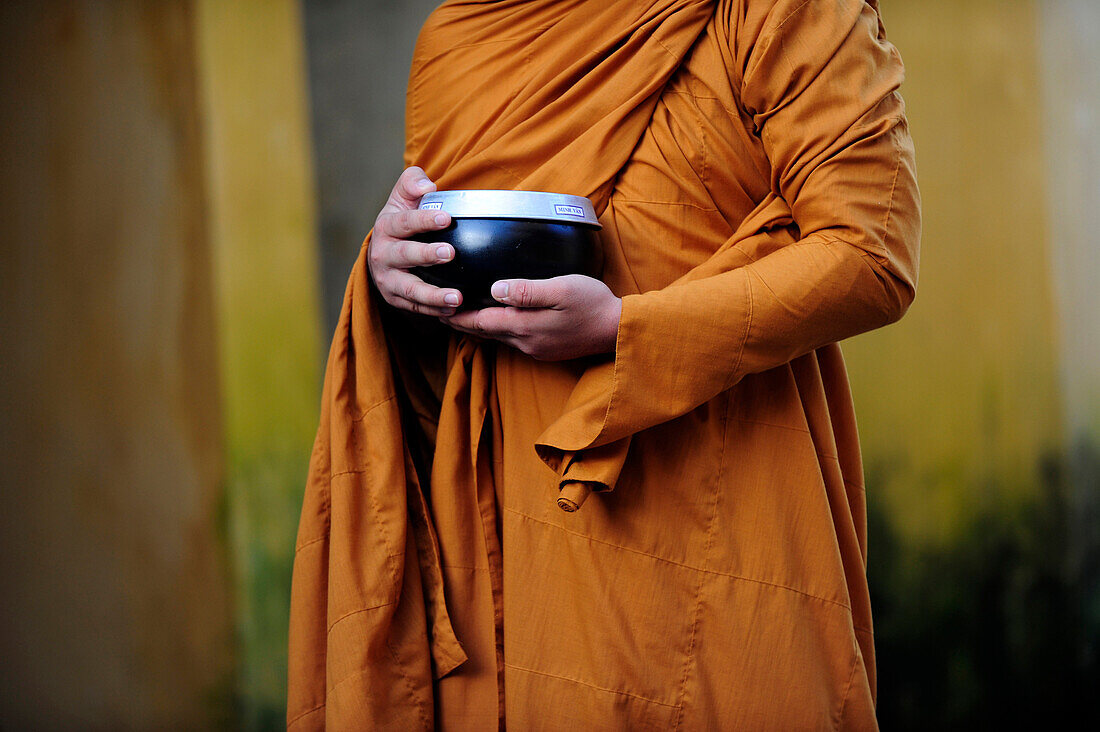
[410,189,603,310]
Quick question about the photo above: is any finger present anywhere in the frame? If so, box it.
[439,308,487,333]
[388,166,436,209]
[378,208,451,240]
[442,310,481,332]
[391,297,457,318]
[388,271,462,309]
[490,277,570,309]
[439,318,526,354]
[384,240,455,269]
[441,317,511,344]
[445,306,529,337]
[440,318,480,336]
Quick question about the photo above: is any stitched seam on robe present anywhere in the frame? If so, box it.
[504,505,853,611]
[505,663,682,708]
[672,388,732,728]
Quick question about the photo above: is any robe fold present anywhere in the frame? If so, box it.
[288,0,920,729]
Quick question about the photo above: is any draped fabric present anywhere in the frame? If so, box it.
[288,1,919,729]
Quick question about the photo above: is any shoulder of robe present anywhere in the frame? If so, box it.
[404,4,475,168]
[719,0,887,80]
[408,4,454,75]
[717,0,798,95]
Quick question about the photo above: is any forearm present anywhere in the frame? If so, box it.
[535,0,920,456]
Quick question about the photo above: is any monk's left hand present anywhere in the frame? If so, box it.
[440,275,621,361]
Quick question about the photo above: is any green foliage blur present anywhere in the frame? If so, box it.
[868,440,1100,728]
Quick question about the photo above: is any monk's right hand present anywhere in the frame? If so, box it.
[367,166,463,316]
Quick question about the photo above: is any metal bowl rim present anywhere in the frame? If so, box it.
[417,189,601,228]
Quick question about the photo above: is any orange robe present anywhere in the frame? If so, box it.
[287,1,920,729]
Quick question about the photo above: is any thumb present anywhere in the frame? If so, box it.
[491,277,569,308]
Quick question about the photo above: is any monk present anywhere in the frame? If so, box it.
[288,0,920,729]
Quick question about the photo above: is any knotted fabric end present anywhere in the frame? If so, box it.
[557,481,593,512]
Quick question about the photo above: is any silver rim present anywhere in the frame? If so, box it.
[417,189,601,228]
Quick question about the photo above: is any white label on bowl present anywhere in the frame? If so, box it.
[554,204,585,218]
[420,201,443,210]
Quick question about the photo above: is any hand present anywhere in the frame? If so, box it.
[367,166,463,316]
[441,275,622,361]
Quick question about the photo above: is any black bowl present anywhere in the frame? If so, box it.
[409,192,603,310]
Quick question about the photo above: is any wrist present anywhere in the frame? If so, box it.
[603,296,623,354]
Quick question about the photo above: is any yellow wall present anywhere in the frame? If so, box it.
[0,3,233,727]
[0,1,323,727]
[196,0,322,724]
[1039,0,1100,445]
[845,0,1064,545]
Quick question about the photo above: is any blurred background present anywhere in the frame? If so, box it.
[1,0,1097,729]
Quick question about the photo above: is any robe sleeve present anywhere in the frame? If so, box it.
[535,0,920,459]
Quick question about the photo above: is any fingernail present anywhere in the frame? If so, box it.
[491,281,509,299]
[417,178,432,190]
[436,245,452,261]
[444,293,459,306]
[434,213,449,226]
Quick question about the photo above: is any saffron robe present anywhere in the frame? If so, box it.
[287,0,920,729]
